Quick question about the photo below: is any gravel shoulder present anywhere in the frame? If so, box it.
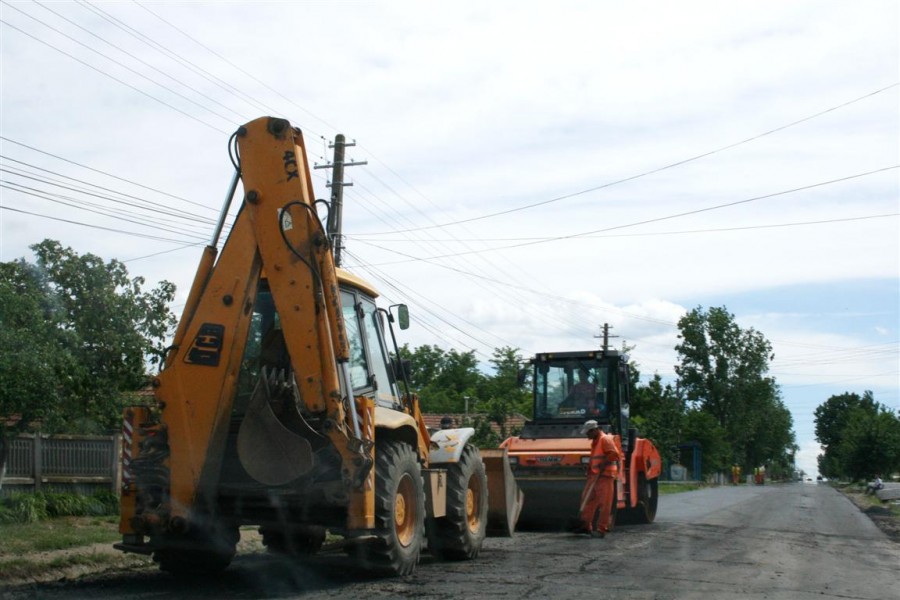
[836,485,900,543]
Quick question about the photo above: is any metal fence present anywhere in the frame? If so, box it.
[1,434,121,497]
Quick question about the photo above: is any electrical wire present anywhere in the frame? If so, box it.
[3,1,242,124]
[357,166,899,264]
[358,83,900,235]
[0,18,229,134]
[0,137,218,212]
[0,205,199,244]
[347,213,900,243]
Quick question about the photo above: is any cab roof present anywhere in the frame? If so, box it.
[337,268,379,298]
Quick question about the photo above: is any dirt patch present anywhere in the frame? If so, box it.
[839,488,900,543]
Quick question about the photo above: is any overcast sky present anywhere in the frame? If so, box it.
[1,1,897,478]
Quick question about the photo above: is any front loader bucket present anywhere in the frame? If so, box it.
[481,448,524,537]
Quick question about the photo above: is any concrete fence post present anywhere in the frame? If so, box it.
[33,435,42,492]
[112,433,122,495]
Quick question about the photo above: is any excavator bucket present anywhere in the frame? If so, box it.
[481,448,524,537]
[237,368,317,486]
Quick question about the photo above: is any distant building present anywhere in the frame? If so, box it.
[421,413,528,437]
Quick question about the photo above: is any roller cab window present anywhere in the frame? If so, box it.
[534,359,610,421]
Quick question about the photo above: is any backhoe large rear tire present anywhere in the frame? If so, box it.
[365,438,425,576]
[428,444,488,560]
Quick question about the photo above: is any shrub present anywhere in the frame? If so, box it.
[1,492,49,523]
[0,491,119,523]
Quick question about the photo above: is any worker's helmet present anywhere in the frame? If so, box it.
[580,420,599,434]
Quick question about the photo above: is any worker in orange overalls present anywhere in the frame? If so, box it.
[578,420,623,538]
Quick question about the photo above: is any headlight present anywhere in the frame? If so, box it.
[580,456,591,465]
[508,456,518,465]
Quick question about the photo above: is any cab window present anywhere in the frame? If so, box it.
[341,288,401,408]
[341,290,370,389]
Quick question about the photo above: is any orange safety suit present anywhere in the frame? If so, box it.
[579,430,623,534]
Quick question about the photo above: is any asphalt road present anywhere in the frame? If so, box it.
[3,482,897,600]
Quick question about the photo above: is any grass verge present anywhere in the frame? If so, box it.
[0,515,154,587]
[0,516,121,554]
[659,481,706,495]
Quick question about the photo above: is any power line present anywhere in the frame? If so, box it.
[0,205,198,244]
[347,213,899,243]
[3,1,241,124]
[0,183,208,241]
[73,0,328,155]
[0,17,229,134]
[359,83,900,235]
[0,162,217,228]
[358,166,899,264]
[122,242,204,263]
[0,137,218,212]
[133,0,338,140]
[346,180,597,336]
[348,240,678,327]
[32,0,249,122]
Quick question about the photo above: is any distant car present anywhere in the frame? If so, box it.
[806,478,812,481]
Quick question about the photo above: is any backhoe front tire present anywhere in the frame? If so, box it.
[366,438,425,576]
[428,444,488,560]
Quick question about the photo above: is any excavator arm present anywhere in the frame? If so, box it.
[139,118,374,536]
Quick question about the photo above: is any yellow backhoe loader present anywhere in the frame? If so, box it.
[115,117,520,577]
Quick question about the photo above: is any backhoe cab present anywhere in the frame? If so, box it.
[502,350,662,528]
[115,117,519,577]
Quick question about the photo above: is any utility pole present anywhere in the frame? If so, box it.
[594,323,618,352]
[314,134,367,267]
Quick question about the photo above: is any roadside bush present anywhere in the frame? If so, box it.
[0,491,118,523]
[0,504,17,524]
[0,492,49,523]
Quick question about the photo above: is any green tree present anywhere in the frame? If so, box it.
[0,240,176,488]
[477,346,531,437]
[681,408,730,477]
[0,260,75,487]
[631,373,685,466]
[398,344,483,414]
[674,306,793,474]
[399,344,531,440]
[814,392,876,463]
[839,406,900,481]
[814,391,900,480]
[748,387,796,477]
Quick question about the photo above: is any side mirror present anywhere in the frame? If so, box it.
[395,304,409,330]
